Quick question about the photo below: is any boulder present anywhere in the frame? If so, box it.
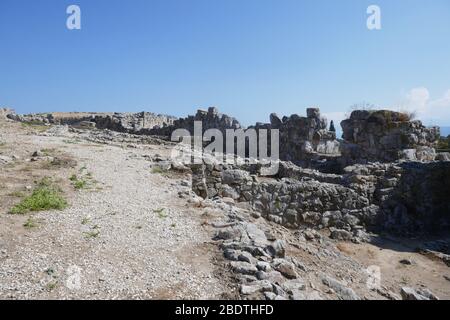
[272,259,298,279]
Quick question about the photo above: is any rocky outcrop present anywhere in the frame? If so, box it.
[0,108,15,119]
[340,110,440,165]
[5,111,177,135]
[7,112,96,125]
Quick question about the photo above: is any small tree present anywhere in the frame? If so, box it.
[329,120,336,132]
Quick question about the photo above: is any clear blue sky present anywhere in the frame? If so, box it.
[1,0,449,128]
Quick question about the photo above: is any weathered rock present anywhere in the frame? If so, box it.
[256,261,272,272]
[230,261,258,276]
[264,292,287,300]
[223,249,240,261]
[215,227,242,241]
[240,280,273,295]
[0,108,15,119]
[330,228,353,241]
[0,155,13,166]
[265,240,286,258]
[400,287,439,300]
[272,259,298,279]
[321,275,360,300]
[238,251,257,264]
[222,170,251,185]
[281,279,306,294]
[243,223,269,247]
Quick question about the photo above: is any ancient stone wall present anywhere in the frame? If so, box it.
[169,107,241,135]
[5,111,177,135]
[379,161,450,233]
[7,112,99,125]
[191,158,450,237]
[191,160,378,241]
[94,112,176,134]
[340,110,440,165]
[5,107,444,169]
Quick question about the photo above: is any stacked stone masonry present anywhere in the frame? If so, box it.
[340,110,440,165]
[191,159,450,237]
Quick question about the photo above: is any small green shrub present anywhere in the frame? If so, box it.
[84,230,100,238]
[70,171,95,190]
[151,166,166,174]
[10,184,67,214]
[21,122,49,132]
[23,217,38,229]
[46,282,58,291]
[153,208,168,218]
[437,136,450,151]
[81,217,90,225]
[70,174,88,189]
[74,179,87,189]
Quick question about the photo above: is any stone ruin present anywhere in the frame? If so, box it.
[251,108,340,169]
[340,110,440,165]
[191,157,450,240]
[174,108,447,238]
[8,107,442,166]
[94,112,177,134]
[4,106,445,167]
[168,107,241,135]
[4,106,449,237]
[6,111,177,134]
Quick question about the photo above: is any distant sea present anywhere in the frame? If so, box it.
[439,126,450,137]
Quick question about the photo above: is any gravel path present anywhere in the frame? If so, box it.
[0,134,226,299]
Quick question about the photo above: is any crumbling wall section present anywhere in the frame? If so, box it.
[340,110,440,165]
[191,159,450,237]
[252,108,340,166]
